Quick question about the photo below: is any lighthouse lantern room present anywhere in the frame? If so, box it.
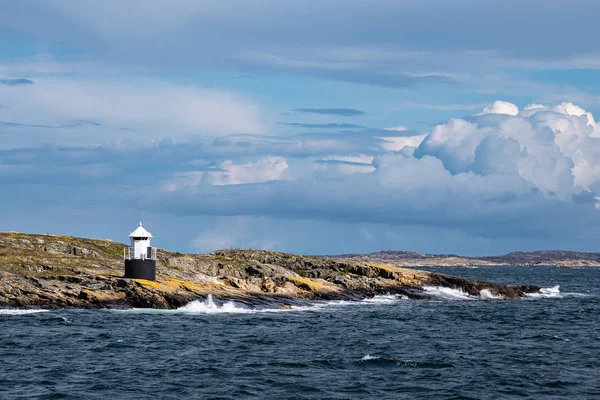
[124,222,157,281]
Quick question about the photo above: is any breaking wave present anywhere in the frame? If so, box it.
[361,294,408,303]
[178,295,283,314]
[361,354,380,361]
[421,285,586,301]
[110,294,408,315]
[526,285,562,299]
[479,289,505,300]
[358,354,398,366]
[422,286,477,300]
[177,294,408,314]
[524,285,587,299]
[120,285,584,315]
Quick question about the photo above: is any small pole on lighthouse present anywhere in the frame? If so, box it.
[123,221,157,281]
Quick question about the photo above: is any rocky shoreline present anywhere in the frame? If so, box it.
[0,232,543,310]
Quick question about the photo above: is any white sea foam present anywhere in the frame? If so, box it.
[359,354,398,364]
[525,285,562,299]
[362,294,407,303]
[524,285,588,299]
[422,286,476,300]
[108,295,288,315]
[0,309,49,315]
[113,293,408,315]
[114,285,585,315]
[479,289,505,300]
[173,294,409,314]
[177,295,285,314]
[423,285,584,301]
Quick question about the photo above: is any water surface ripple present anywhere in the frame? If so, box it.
[1,266,599,399]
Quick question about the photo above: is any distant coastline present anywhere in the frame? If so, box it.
[330,250,600,268]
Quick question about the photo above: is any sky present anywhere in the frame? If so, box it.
[2,0,600,255]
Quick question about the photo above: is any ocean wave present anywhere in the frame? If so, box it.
[111,294,409,315]
[358,354,397,366]
[361,354,379,361]
[530,285,562,298]
[420,285,587,301]
[305,295,407,309]
[178,295,293,314]
[479,289,505,300]
[525,285,588,299]
[0,309,50,315]
[361,294,408,303]
[525,285,562,299]
[422,286,477,300]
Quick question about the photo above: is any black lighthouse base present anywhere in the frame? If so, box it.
[124,259,156,281]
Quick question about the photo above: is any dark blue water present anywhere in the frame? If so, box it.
[1,267,600,399]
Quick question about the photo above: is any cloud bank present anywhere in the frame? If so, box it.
[143,101,600,241]
[4,98,600,252]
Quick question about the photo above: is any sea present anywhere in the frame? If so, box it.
[1,266,599,399]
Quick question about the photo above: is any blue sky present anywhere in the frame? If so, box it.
[2,0,600,255]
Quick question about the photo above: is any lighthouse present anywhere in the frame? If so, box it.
[123,222,157,281]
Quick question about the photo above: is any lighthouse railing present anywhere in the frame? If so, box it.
[123,246,156,261]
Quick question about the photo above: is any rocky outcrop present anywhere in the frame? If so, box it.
[0,232,542,310]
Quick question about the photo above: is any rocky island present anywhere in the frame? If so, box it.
[0,232,545,310]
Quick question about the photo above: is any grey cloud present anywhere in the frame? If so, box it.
[4,0,596,85]
[0,78,34,86]
[0,121,55,128]
[311,68,457,89]
[60,120,102,128]
[314,160,373,167]
[0,120,102,129]
[6,1,598,61]
[210,129,426,158]
[399,101,486,111]
[139,172,594,240]
[241,52,460,88]
[0,127,403,184]
[280,122,365,129]
[293,108,365,117]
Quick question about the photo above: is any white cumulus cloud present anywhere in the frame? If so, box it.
[417,101,600,199]
[207,156,290,186]
[478,100,520,116]
[163,156,290,191]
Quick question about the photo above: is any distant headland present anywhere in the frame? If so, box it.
[333,250,600,268]
[0,231,573,310]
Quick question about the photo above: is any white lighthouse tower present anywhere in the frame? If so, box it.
[124,222,157,281]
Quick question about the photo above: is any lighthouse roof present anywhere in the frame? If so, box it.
[129,222,153,238]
